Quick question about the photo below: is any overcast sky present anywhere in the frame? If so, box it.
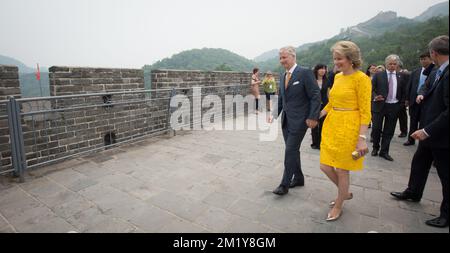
[0,0,445,68]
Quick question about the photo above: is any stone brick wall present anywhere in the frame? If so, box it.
[151,69,280,128]
[0,65,21,101]
[0,65,21,172]
[151,69,252,89]
[152,69,252,127]
[1,66,280,172]
[20,67,167,167]
[49,67,145,96]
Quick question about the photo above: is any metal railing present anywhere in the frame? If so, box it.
[0,84,250,182]
[0,100,15,177]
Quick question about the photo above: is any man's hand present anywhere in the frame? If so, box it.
[267,114,273,124]
[416,95,424,104]
[411,129,429,141]
[405,101,409,107]
[306,119,318,129]
[374,95,385,102]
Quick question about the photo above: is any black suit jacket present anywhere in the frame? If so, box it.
[371,70,408,113]
[319,77,331,109]
[420,65,449,149]
[274,66,321,133]
[406,68,422,107]
[418,65,439,96]
[423,63,436,77]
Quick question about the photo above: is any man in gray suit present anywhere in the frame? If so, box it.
[268,46,321,195]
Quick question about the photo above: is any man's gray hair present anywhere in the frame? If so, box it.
[385,54,401,65]
[429,35,449,56]
[279,46,297,58]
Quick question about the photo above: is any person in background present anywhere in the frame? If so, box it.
[397,61,409,138]
[366,64,378,80]
[366,64,377,130]
[251,68,261,114]
[262,71,277,112]
[404,52,434,146]
[376,65,386,73]
[391,35,449,228]
[311,64,331,150]
[416,61,437,101]
[371,55,408,162]
[328,65,339,87]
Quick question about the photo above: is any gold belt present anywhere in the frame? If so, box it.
[333,107,359,111]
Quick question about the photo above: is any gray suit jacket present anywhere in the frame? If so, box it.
[273,66,321,134]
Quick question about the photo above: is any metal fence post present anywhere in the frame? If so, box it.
[167,88,177,137]
[7,96,26,182]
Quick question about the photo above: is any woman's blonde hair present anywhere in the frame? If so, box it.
[331,41,363,69]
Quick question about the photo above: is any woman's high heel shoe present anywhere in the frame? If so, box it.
[329,193,353,207]
[326,209,343,222]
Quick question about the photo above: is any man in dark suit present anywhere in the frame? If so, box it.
[397,62,409,138]
[404,52,434,146]
[391,35,449,228]
[371,54,408,161]
[267,46,321,195]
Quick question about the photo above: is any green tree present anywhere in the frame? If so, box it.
[214,63,233,71]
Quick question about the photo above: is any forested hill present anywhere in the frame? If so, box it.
[147,48,256,72]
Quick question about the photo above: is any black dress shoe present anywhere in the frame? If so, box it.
[390,191,421,202]
[403,141,415,146]
[273,185,289,195]
[426,217,449,228]
[380,153,394,161]
[371,149,379,156]
[398,133,407,138]
[311,145,320,150]
[289,179,305,188]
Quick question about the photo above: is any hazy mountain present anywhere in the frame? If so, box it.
[147,48,257,72]
[0,54,35,73]
[333,11,414,40]
[0,55,50,97]
[256,1,449,71]
[414,1,449,22]
[254,11,414,65]
[293,16,448,70]
[254,41,325,63]
[255,11,416,68]
[0,54,49,74]
[253,49,279,62]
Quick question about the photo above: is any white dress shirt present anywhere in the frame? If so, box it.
[385,70,398,104]
[286,64,298,76]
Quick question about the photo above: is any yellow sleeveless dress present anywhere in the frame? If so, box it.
[320,71,372,171]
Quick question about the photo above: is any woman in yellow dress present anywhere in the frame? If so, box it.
[319,41,372,221]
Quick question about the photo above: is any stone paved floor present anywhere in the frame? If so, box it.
[0,115,448,233]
